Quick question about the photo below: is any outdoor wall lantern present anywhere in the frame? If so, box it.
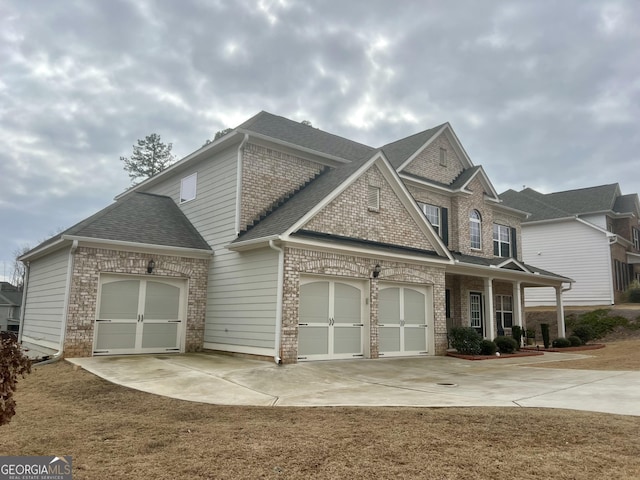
[147,259,156,274]
[372,264,381,278]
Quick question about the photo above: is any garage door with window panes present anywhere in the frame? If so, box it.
[298,278,365,361]
[378,284,429,357]
[94,275,186,355]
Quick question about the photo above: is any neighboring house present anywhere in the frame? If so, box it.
[19,112,571,363]
[500,184,640,306]
[0,282,22,333]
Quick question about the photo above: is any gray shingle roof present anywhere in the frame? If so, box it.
[237,111,376,162]
[0,291,22,306]
[452,252,571,280]
[26,192,211,255]
[500,184,629,222]
[613,193,639,215]
[380,124,445,169]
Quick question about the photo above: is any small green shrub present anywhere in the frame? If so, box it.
[494,336,518,354]
[450,326,482,355]
[541,323,550,349]
[552,337,572,348]
[628,289,640,303]
[572,324,594,344]
[480,340,497,356]
[570,309,628,340]
[511,325,522,350]
[568,336,582,347]
[525,328,535,339]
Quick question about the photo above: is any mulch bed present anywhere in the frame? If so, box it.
[446,350,544,361]
[521,344,605,353]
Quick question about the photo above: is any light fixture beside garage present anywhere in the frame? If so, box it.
[147,259,156,274]
[372,264,381,278]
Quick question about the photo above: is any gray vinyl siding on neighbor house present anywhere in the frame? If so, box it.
[145,146,279,354]
[522,220,612,306]
[21,247,70,348]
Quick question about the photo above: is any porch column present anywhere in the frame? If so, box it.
[556,286,566,338]
[513,281,523,328]
[484,277,495,340]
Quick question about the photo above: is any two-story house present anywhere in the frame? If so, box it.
[0,282,22,333]
[501,184,640,306]
[18,112,570,363]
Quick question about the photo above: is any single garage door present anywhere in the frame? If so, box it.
[94,275,186,355]
[298,278,365,361]
[379,284,430,357]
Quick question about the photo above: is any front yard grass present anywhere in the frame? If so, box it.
[533,338,640,370]
[2,343,640,479]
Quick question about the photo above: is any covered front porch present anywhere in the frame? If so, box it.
[445,254,573,342]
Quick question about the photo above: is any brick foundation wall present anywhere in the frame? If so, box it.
[280,247,447,364]
[64,247,209,357]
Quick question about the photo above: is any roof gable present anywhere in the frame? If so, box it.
[233,151,452,259]
[300,160,444,255]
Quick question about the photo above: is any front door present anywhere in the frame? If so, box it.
[378,284,429,357]
[94,275,186,355]
[469,292,484,337]
[298,278,364,361]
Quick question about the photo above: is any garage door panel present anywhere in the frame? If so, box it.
[299,326,329,356]
[379,327,400,352]
[334,283,361,324]
[334,326,362,354]
[404,288,426,323]
[95,323,137,350]
[300,282,329,324]
[404,326,427,352]
[141,322,180,349]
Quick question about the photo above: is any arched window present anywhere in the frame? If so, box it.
[470,210,482,249]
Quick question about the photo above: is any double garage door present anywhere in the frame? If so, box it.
[93,275,187,355]
[298,278,430,361]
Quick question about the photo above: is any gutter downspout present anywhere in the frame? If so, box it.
[269,239,284,365]
[234,134,249,236]
[39,240,78,365]
[18,262,30,344]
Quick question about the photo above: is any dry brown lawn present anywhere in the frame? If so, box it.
[2,346,640,480]
[534,339,640,370]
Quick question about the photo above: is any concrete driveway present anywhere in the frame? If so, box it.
[67,352,640,416]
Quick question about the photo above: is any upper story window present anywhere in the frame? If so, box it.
[493,224,511,257]
[419,203,440,235]
[180,173,197,203]
[633,227,640,250]
[439,148,447,166]
[368,185,380,211]
[470,210,482,250]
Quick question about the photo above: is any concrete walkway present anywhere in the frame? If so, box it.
[67,352,640,416]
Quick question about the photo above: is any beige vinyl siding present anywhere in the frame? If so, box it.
[21,247,70,347]
[144,145,278,354]
[522,220,612,306]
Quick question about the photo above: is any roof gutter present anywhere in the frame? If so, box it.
[235,134,249,236]
[18,262,30,344]
[269,239,284,365]
[60,235,214,257]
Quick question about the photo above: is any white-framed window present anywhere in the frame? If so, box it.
[368,185,380,211]
[419,203,440,235]
[470,210,482,250]
[180,173,197,203]
[493,224,511,257]
[633,227,640,250]
[495,295,513,329]
[439,147,447,166]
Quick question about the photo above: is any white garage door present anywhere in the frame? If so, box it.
[94,275,186,355]
[379,284,430,357]
[298,278,365,361]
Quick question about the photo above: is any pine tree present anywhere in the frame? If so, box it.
[121,133,175,183]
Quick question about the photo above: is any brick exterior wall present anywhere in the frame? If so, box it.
[280,247,447,364]
[241,143,324,229]
[451,177,495,258]
[303,164,437,252]
[64,247,210,357]
[403,133,465,185]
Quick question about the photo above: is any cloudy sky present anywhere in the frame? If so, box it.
[1,0,639,282]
